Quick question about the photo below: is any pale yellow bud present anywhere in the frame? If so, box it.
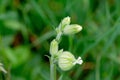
[63,24,82,35]
[50,39,58,56]
[60,16,71,30]
[57,49,63,56]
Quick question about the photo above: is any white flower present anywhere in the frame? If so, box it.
[58,51,76,71]
[58,51,83,71]
[73,57,83,65]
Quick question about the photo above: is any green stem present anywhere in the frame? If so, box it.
[96,55,101,80]
[56,32,62,42]
[50,57,56,80]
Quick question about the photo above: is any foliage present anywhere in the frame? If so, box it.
[0,0,120,80]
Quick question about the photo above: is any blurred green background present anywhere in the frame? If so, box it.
[0,0,120,80]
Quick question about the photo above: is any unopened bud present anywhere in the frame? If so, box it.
[57,49,63,56]
[61,16,71,30]
[50,39,58,56]
[63,24,82,35]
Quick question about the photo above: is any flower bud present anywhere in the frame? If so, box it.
[50,39,58,56]
[63,24,82,35]
[56,17,70,36]
[58,51,76,71]
[57,49,63,56]
[61,16,70,29]
[54,49,63,61]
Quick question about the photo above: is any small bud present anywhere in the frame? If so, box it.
[50,39,58,56]
[58,51,76,71]
[61,16,70,24]
[56,17,70,37]
[63,24,82,35]
[57,49,63,56]
[61,16,71,29]
[54,49,63,62]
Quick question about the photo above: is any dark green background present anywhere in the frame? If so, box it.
[0,0,120,80]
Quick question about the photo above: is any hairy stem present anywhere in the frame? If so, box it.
[50,57,56,80]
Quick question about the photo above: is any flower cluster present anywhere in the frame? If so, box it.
[55,16,82,41]
[50,17,83,71]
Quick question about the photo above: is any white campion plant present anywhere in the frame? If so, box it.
[49,16,83,80]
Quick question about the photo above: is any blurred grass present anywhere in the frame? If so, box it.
[0,0,120,80]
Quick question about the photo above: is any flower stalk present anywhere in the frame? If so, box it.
[50,57,56,80]
[49,16,83,80]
